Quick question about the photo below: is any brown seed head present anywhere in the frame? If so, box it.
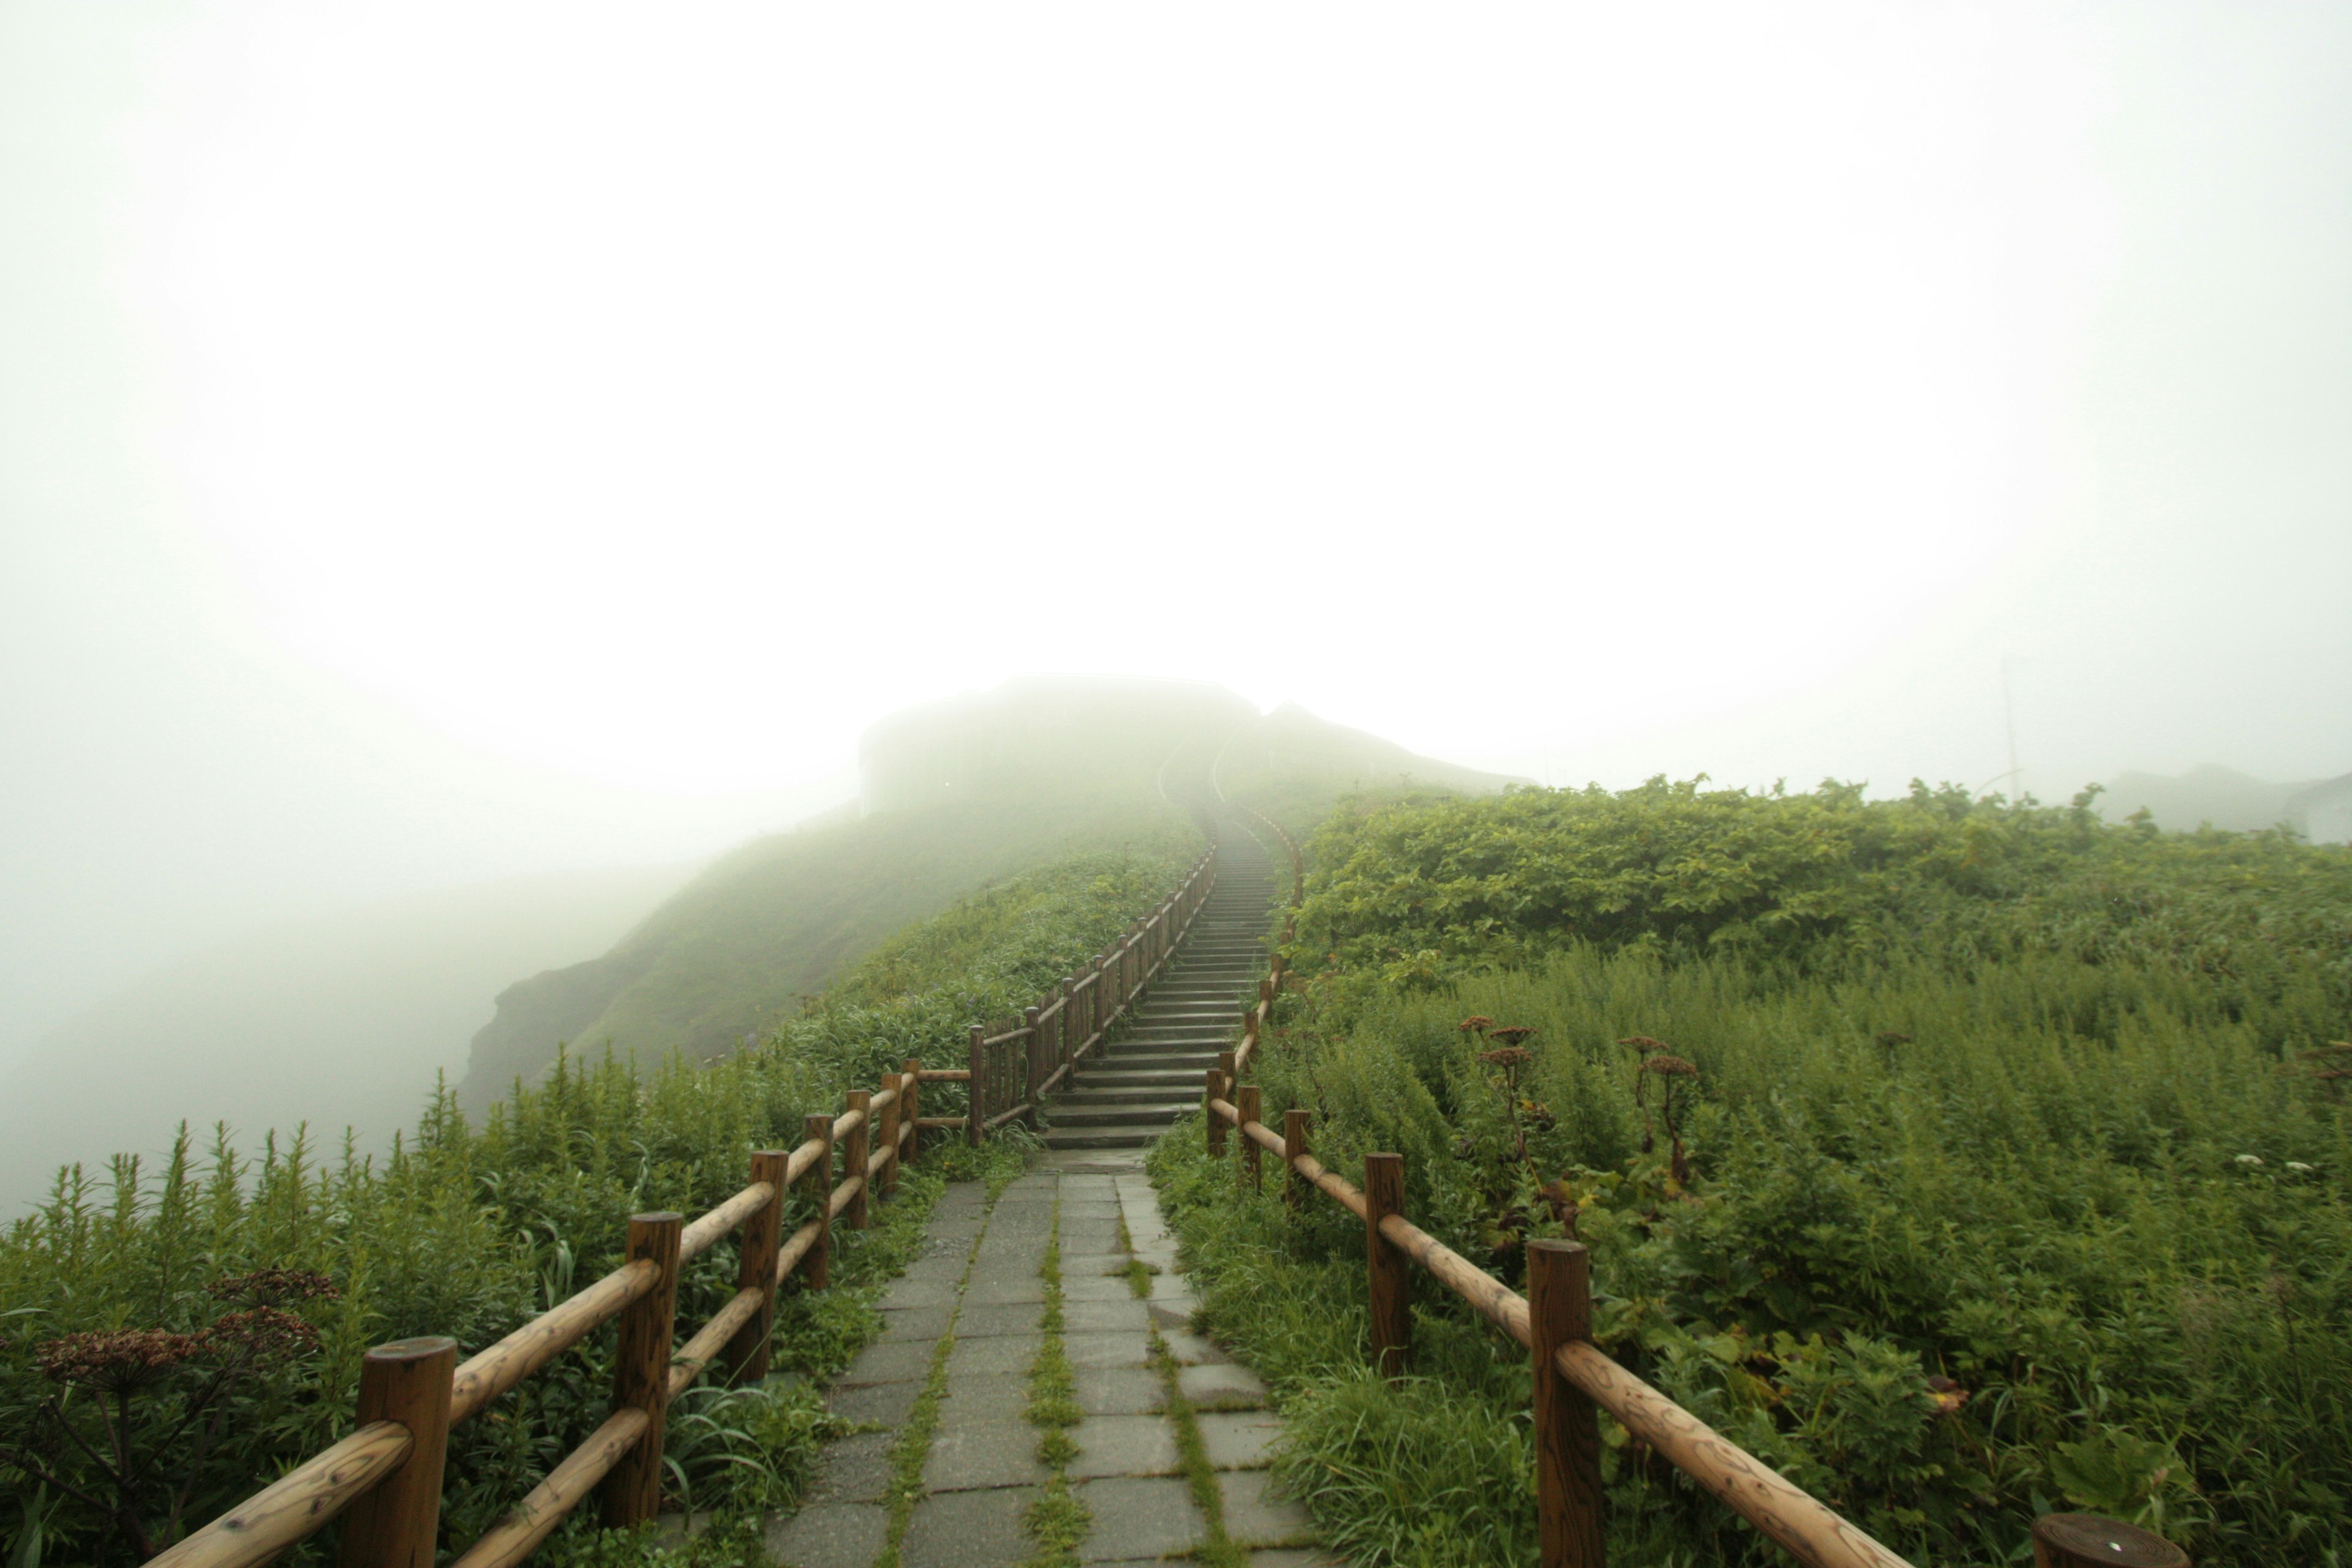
[1617,1035,1670,1054]
[36,1329,208,1392]
[1477,1046,1534,1071]
[1485,1025,1537,1046]
[1458,1016,1493,1035]
[1642,1055,1700,1078]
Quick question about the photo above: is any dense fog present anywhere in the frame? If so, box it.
[2,2,2346,1205]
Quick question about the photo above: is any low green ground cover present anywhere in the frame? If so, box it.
[0,845,1185,1566]
[1152,780,2352,1567]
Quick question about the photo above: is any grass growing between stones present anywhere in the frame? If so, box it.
[1147,1330,1248,1568]
[1022,1197,1093,1566]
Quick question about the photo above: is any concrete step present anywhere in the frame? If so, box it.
[1044,1101,1194,1127]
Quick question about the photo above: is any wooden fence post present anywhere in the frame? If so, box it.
[1058,979,1076,1072]
[1023,1006,1044,1128]
[726,1148,790,1384]
[801,1114,833,1289]
[1204,1069,1226,1156]
[902,1058,922,1166]
[1238,1084,1262,1192]
[1364,1153,1411,1379]
[1284,1109,1311,1212]
[337,1336,456,1568]
[2031,1515,2187,1568]
[600,1211,682,1528]
[1218,1050,1237,1098]
[878,1077,902,1199]
[967,1025,986,1147]
[1529,1240,1605,1568]
[844,1090,871,1231]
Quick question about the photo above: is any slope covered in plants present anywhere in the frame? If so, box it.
[1152,779,2352,1567]
[0,843,1182,1564]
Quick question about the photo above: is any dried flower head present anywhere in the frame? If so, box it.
[205,1305,323,1362]
[1478,1046,1534,1072]
[1642,1055,1700,1079]
[206,1268,339,1309]
[36,1329,208,1393]
[1875,1031,1913,1046]
[1458,1016,1494,1035]
[1617,1036,1670,1054]
[1485,1025,1537,1047]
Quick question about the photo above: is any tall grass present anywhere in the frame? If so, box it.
[0,844,1186,1565]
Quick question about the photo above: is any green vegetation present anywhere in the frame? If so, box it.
[0,843,1182,1565]
[1153,778,2352,1567]
[463,797,1200,1102]
[1020,1205,1090,1566]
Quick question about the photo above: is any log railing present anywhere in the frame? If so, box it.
[1202,816,1916,1568]
[951,848,1216,1140]
[146,849,1216,1568]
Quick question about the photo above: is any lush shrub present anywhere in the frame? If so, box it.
[0,843,1185,1564]
[1158,782,2352,1566]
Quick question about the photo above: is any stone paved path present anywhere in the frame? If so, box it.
[766,1150,1338,1567]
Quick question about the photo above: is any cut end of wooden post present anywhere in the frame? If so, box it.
[2032,1514,2188,1568]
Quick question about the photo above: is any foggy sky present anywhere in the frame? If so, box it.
[4,3,2348,1075]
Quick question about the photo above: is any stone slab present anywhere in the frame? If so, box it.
[962,1277,1049,1306]
[937,1371,1031,1422]
[826,1379,921,1426]
[956,1303,1046,1336]
[1177,1362,1268,1409]
[837,1339,933,1385]
[806,1430,895,1503]
[1062,1273,1142,1302]
[902,1484,1036,1568]
[1161,1330,1229,1366]
[1063,1331,1154,1370]
[924,1419,1050,1491]
[947,1334,1044,1378]
[1073,1365,1167,1415]
[878,1304,954,1341]
[1066,1412,1182,1479]
[1195,1411,1283,1469]
[1063,1298,1152,1333]
[876,1278,960,1310]
[1221,1468,1319,1547]
[764,1501,888,1568]
[1074,1475,1207,1562]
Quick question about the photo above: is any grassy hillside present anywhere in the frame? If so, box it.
[1150,780,2352,1567]
[0,842,1189,1565]
[464,678,1518,1106]
[459,795,1197,1104]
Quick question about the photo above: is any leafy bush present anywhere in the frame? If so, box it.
[1157,780,2352,1566]
[0,843,1186,1564]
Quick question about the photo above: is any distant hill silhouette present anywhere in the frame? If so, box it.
[461,676,1517,1102]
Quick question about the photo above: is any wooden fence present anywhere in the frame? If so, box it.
[147,848,1217,1568]
[1205,812,1918,1568]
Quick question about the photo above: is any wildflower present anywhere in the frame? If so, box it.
[1458,1016,1494,1035]
[36,1329,207,1393]
[206,1305,323,1361]
[2289,1161,2316,1173]
[2235,1154,2264,1167]
[206,1268,339,1308]
[1478,1046,1534,1072]
[1643,1055,1700,1079]
[1486,1025,1537,1047]
[1617,1035,1670,1054]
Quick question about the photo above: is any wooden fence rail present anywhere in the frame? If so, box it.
[146,848,1218,1568]
[1205,812,1916,1568]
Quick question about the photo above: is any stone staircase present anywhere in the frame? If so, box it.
[1039,825,1278,1150]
